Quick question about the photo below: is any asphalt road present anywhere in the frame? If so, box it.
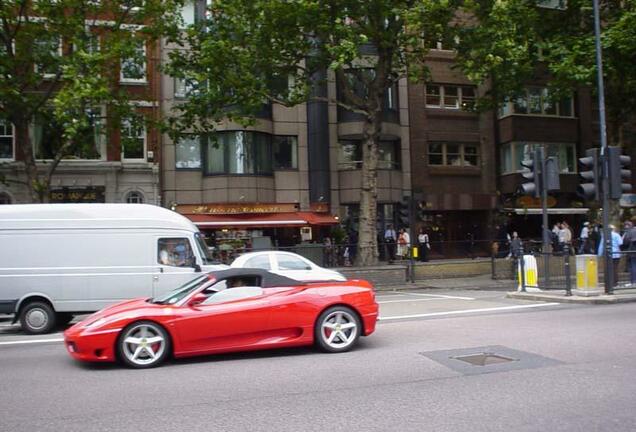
[1,293,635,432]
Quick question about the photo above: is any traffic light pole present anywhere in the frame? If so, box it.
[593,0,613,293]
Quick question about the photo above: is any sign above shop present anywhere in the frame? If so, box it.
[309,202,330,213]
[50,187,105,203]
[620,193,636,208]
[179,203,300,215]
[515,195,557,209]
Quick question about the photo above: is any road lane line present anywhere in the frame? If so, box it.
[378,302,561,321]
[378,297,475,304]
[400,292,476,300]
[0,338,64,346]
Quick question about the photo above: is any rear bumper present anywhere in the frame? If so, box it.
[63,327,120,363]
[361,302,379,336]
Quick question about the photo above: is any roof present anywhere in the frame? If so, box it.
[0,204,199,232]
[208,268,306,288]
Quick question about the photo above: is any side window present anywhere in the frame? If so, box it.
[157,238,195,267]
[202,286,264,305]
[244,255,271,270]
[277,255,311,270]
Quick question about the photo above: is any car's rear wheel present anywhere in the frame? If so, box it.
[117,321,170,369]
[20,301,56,335]
[315,306,360,353]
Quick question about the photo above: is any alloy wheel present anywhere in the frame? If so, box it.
[320,310,358,350]
[119,322,168,368]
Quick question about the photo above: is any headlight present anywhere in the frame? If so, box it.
[85,318,107,329]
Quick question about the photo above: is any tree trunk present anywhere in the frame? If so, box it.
[14,118,45,203]
[355,112,382,266]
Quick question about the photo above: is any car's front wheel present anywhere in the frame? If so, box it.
[315,306,361,353]
[117,321,170,369]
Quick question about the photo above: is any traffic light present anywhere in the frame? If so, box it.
[518,148,542,198]
[577,148,600,201]
[608,146,632,199]
[397,196,410,228]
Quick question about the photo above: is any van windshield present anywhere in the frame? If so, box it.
[152,274,215,305]
[194,233,214,265]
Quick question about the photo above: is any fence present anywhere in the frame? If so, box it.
[491,243,636,294]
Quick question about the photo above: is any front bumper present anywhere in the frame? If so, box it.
[64,326,121,363]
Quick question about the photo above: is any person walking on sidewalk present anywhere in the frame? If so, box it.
[418,227,430,262]
[384,224,397,263]
[598,224,623,287]
[622,221,636,286]
[397,228,410,260]
[578,222,590,254]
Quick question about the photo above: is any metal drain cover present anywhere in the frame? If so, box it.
[451,352,518,366]
[420,345,562,376]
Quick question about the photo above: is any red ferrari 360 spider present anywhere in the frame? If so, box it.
[64,269,378,368]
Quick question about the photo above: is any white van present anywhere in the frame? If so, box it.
[0,204,227,334]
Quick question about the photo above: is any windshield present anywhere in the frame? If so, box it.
[194,233,214,265]
[152,274,216,305]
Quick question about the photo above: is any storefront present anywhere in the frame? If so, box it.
[177,203,339,262]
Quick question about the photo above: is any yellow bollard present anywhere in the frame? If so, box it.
[413,247,419,259]
[576,269,585,289]
[587,258,598,288]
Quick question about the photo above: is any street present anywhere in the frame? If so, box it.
[1,290,635,432]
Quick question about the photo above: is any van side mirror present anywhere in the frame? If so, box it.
[193,263,202,272]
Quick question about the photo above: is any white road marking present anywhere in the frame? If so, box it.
[399,292,476,300]
[378,297,475,304]
[379,302,561,321]
[0,338,64,346]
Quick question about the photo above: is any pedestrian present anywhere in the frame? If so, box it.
[622,221,636,286]
[589,223,600,253]
[578,222,590,254]
[397,228,409,260]
[598,224,623,287]
[510,231,523,258]
[562,221,573,254]
[552,223,561,253]
[417,227,430,262]
[384,224,397,263]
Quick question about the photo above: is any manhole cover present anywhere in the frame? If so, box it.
[451,352,518,366]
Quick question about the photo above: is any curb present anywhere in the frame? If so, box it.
[506,291,636,305]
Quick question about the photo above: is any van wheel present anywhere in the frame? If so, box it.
[56,313,74,328]
[20,302,56,335]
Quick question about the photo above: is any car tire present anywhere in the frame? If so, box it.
[314,306,361,353]
[117,321,171,369]
[20,301,57,335]
[56,313,74,328]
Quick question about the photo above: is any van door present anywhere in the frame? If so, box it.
[152,237,200,298]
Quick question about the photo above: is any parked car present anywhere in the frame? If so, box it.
[0,204,227,334]
[64,268,378,368]
[231,251,347,282]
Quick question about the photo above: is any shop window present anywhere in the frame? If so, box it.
[121,117,146,161]
[273,136,298,170]
[0,192,11,204]
[33,108,105,160]
[428,142,480,167]
[176,135,202,168]
[120,39,146,83]
[0,120,14,160]
[125,191,144,203]
[157,238,194,267]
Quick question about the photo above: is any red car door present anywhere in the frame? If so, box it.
[174,288,273,355]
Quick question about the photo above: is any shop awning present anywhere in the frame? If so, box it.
[185,212,339,228]
[506,208,590,215]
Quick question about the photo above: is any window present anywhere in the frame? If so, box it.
[273,136,298,169]
[277,255,310,270]
[338,139,400,170]
[0,120,14,159]
[204,131,273,175]
[202,286,264,305]
[425,85,476,111]
[501,87,574,118]
[174,77,199,98]
[0,192,11,204]
[125,191,144,203]
[536,0,567,9]
[121,117,146,160]
[176,135,201,168]
[33,108,105,160]
[34,36,62,78]
[157,238,195,267]
[245,255,271,270]
[428,142,480,167]
[120,40,146,83]
[499,142,576,174]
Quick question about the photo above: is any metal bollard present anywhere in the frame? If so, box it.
[564,244,572,296]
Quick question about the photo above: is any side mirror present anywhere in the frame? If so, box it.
[193,262,202,272]
[188,292,207,307]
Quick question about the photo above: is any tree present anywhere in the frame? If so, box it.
[454,0,636,148]
[0,0,182,202]
[165,0,458,265]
